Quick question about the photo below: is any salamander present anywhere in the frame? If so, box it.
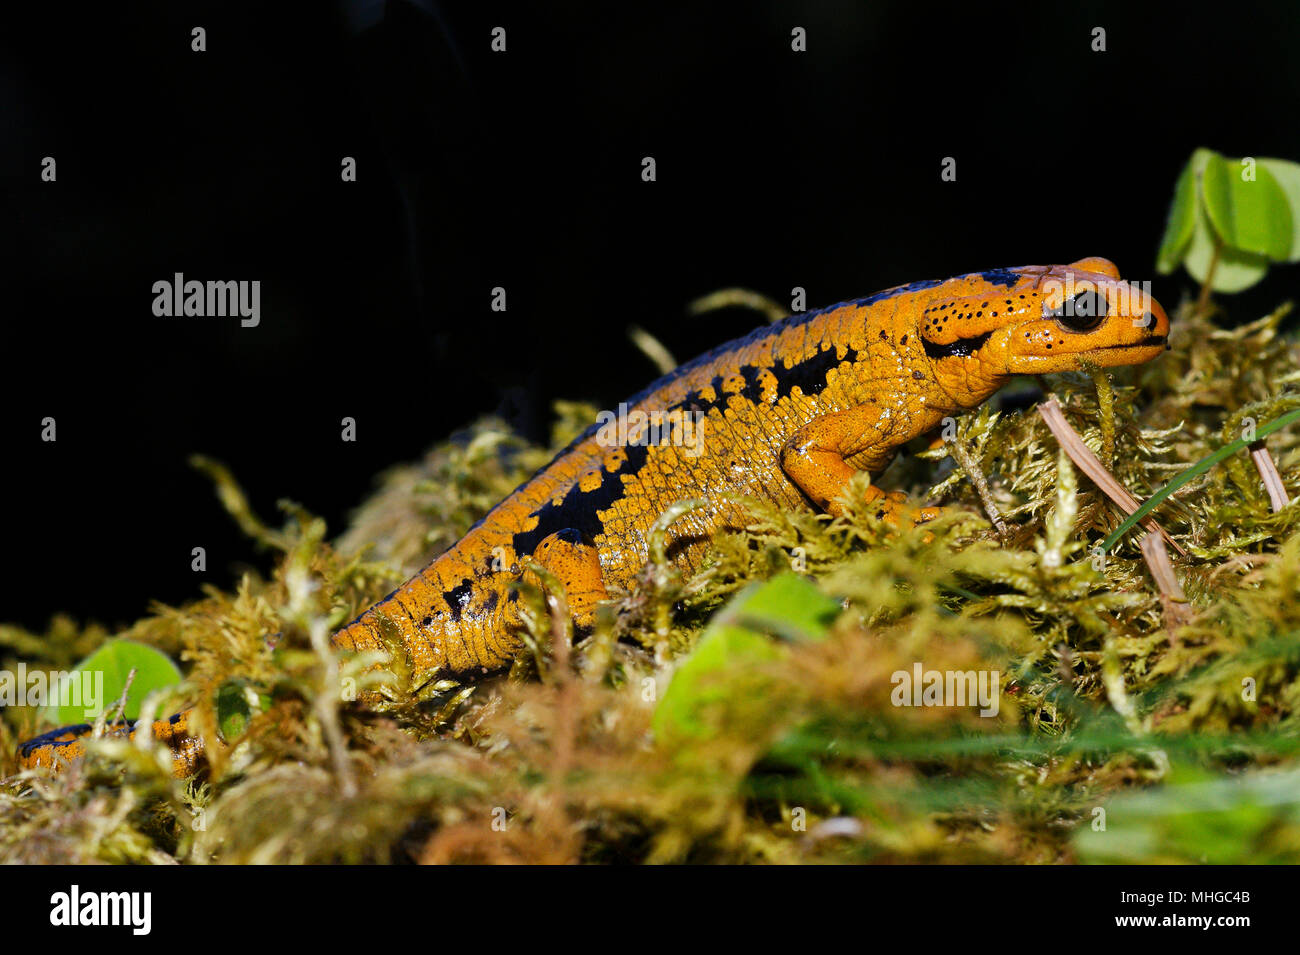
[16,258,1170,776]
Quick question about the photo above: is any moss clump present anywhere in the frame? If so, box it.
[2,301,1299,864]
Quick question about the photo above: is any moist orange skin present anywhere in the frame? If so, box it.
[18,709,203,777]
[18,258,1169,776]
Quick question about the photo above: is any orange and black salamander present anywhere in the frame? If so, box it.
[18,258,1170,775]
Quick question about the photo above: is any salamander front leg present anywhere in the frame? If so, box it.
[779,404,942,527]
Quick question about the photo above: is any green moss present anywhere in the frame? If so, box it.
[2,300,1300,864]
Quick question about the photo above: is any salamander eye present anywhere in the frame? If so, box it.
[1047,290,1107,332]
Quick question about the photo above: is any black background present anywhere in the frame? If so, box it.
[4,0,1299,631]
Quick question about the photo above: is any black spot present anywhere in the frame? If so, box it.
[482,591,500,614]
[912,370,924,380]
[774,345,860,400]
[511,444,650,557]
[733,365,770,404]
[922,330,994,360]
[980,269,1020,287]
[676,363,769,418]
[442,578,474,623]
[420,615,432,627]
[676,389,708,416]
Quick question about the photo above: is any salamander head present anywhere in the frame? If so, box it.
[918,257,1170,402]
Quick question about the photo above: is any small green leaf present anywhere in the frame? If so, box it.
[1155,155,1199,274]
[1183,202,1270,293]
[42,639,182,725]
[1201,154,1293,261]
[653,574,839,741]
[216,680,252,741]
[716,571,841,641]
[1259,158,1300,262]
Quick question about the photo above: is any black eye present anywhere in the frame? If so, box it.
[1049,290,1107,331]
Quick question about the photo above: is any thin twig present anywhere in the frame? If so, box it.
[93,668,137,739]
[1249,441,1290,512]
[1139,531,1193,634]
[1037,399,1186,556]
[945,434,1007,534]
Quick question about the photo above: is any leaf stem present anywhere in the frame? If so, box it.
[1195,239,1221,313]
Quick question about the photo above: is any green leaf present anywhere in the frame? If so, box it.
[1201,154,1293,261]
[1259,158,1300,262]
[1159,148,1286,291]
[716,572,841,641]
[653,574,840,741]
[42,639,183,725]
[1183,201,1270,293]
[1155,155,1199,274]
[216,680,253,741]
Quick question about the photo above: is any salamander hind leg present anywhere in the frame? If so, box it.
[525,528,609,626]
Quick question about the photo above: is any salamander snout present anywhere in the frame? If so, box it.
[999,261,1170,373]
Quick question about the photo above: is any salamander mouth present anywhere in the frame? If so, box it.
[1094,334,1168,351]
